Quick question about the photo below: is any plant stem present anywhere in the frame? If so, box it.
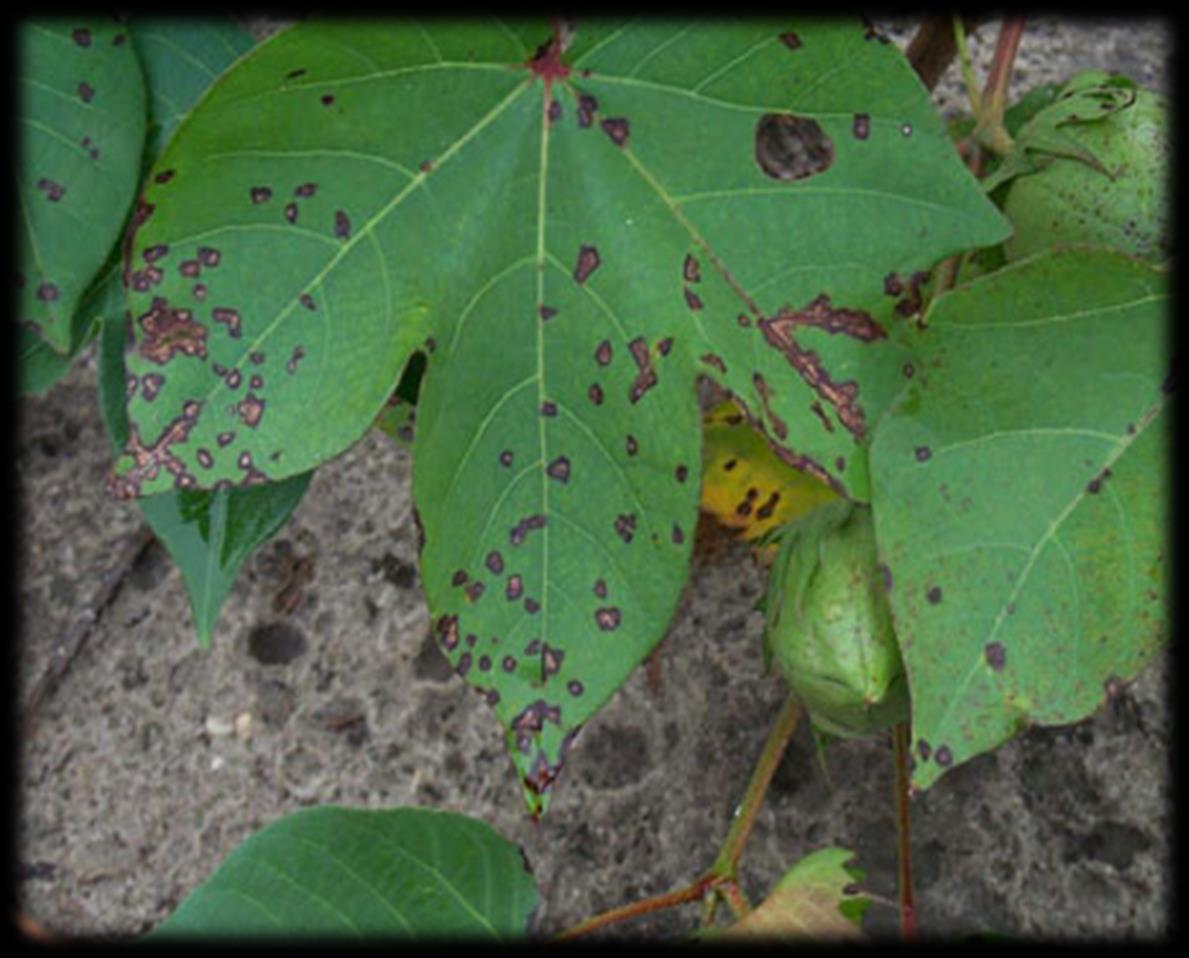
[553,691,801,939]
[975,16,1027,156]
[552,876,716,941]
[710,691,803,876]
[952,15,982,115]
[892,722,918,939]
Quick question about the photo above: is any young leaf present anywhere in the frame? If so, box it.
[108,19,1008,814]
[148,806,538,939]
[16,19,146,355]
[718,848,867,939]
[869,248,1169,791]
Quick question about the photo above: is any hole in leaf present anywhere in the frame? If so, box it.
[755,113,834,181]
[395,350,428,405]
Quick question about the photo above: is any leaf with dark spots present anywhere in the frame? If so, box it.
[871,250,1169,792]
[600,117,629,147]
[17,19,146,356]
[115,19,1009,816]
[755,113,834,181]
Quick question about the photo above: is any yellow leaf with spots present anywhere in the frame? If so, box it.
[700,400,839,543]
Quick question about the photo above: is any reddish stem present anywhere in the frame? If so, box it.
[892,723,918,939]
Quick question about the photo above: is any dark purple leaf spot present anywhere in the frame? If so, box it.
[294,182,317,197]
[684,287,703,311]
[546,456,571,482]
[915,445,931,462]
[196,448,214,469]
[78,81,94,103]
[671,523,684,545]
[154,169,175,185]
[548,97,562,124]
[478,655,492,672]
[683,254,701,283]
[926,585,943,605]
[198,247,220,267]
[140,373,164,402]
[539,304,556,321]
[502,655,517,673]
[72,28,91,47]
[540,400,557,417]
[628,337,657,403]
[143,244,169,264]
[901,122,913,137]
[36,179,66,202]
[577,93,597,128]
[212,307,241,338]
[179,259,200,278]
[286,345,306,374]
[237,394,265,428]
[573,245,600,284]
[524,597,540,615]
[334,210,351,240]
[225,369,242,390]
[675,464,688,482]
[594,340,612,366]
[453,570,469,588]
[917,739,932,761]
[284,202,298,224]
[285,67,307,80]
[250,351,265,365]
[456,652,472,677]
[884,272,904,296]
[902,362,915,379]
[567,679,584,696]
[985,642,1006,670]
[499,450,514,467]
[935,745,953,767]
[485,551,505,575]
[299,293,316,311]
[658,337,673,356]
[593,578,607,598]
[853,113,870,140]
[321,93,335,106]
[625,435,638,456]
[466,581,485,602]
[755,113,834,181]
[217,431,236,447]
[588,383,604,405]
[595,607,621,631]
[614,513,636,544]
[601,117,629,147]
[36,282,59,302]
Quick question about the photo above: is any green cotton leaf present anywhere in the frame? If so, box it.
[109,18,1008,815]
[98,305,309,648]
[130,17,255,164]
[16,18,146,355]
[718,848,867,939]
[869,248,1169,791]
[148,806,539,939]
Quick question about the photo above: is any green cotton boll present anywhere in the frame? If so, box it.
[1002,73,1170,264]
[763,501,909,739]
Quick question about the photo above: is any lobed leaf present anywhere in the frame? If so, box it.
[869,248,1169,790]
[149,806,538,939]
[111,18,1008,814]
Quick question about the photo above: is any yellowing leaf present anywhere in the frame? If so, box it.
[721,848,867,940]
[701,400,839,543]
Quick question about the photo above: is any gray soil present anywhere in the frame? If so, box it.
[17,16,1172,942]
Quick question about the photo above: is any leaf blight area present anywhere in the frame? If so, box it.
[113,18,1009,816]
